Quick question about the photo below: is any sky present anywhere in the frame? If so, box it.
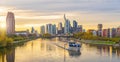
[0,0,120,31]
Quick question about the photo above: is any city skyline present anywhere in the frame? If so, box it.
[0,0,120,31]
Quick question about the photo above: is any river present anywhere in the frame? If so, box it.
[0,37,120,62]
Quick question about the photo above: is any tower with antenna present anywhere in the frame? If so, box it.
[64,14,67,21]
[64,14,71,34]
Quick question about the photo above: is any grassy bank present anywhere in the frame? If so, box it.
[0,35,38,48]
[73,32,120,45]
[81,40,116,45]
[0,36,13,47]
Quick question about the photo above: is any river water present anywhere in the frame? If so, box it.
[0,38,120,62]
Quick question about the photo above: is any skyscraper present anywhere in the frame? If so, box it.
[73,20,78,28]
[64,14,70,34]
[73,20,78,33]
[6,12,15,35]
[46,24,49,33]
[46,24,52,34]
[97,24,103,37]
[58,22,62,31]
[46,24,57,35]
[52,24,57,35]
[40,25,45,34]
[31,27,35,33]
[58,22,63,34]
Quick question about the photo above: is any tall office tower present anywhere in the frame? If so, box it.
[58,22,63,34]
[46,24,52,34]
[72,20,78,33]
[40,25,45,34]
[97,24,103,37]
[64,14,70,34]
[52,24,57,35]
[73,20,78,28]
[31,27,35,33]
[6,12,15,35]
[46,24,48,33]
[58,22,62,30]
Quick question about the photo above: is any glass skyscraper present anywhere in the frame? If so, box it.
[64,14,70,34]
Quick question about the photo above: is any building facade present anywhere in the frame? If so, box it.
[40,25,45,34]
[6,12,15,35]
[64,14,70,34]
[58,22,63,34]
[97,24,103,37]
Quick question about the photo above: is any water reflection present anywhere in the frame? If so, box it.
[84,44,120,58]
[6,48,15,62]
[68,51,81,57]
[0,47,15,62]
[0,38,120,62]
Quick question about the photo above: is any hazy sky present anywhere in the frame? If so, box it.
[0,0,120,31]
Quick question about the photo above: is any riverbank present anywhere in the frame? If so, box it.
[0,37,38,48]
[80,39,116,46]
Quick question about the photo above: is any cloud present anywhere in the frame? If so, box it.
[0,0,120,30]
[0,0,120,13]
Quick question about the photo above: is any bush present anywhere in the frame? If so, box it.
[0,35,13,47]
[73,32,120,43]
[42,33,51,38]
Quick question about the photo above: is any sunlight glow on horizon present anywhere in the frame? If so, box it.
[0,6,120,31]
[0,23,6,28]
[0,7,7,12]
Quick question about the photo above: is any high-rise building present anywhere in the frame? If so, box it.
[31,27,35,33]
[46,24,48,33]
[58,22,62,30]
[64,14,70,34]
[111,28,116,37]
[102,28,114,38]
[72,20,78,33]
[64,20,70,34]
[40,25,45,34]
[46,24,57,35]
[98,24,103,31]
[116,26,120,37]
[97,24,103,37]
[107,28,111,38]
[75,25,83,33]
[52,24,57,35]
[6,12,15,35]
[46,24,52,34]
[73,20,77,28]
[102,29,108,37]
[58,22,63,34]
